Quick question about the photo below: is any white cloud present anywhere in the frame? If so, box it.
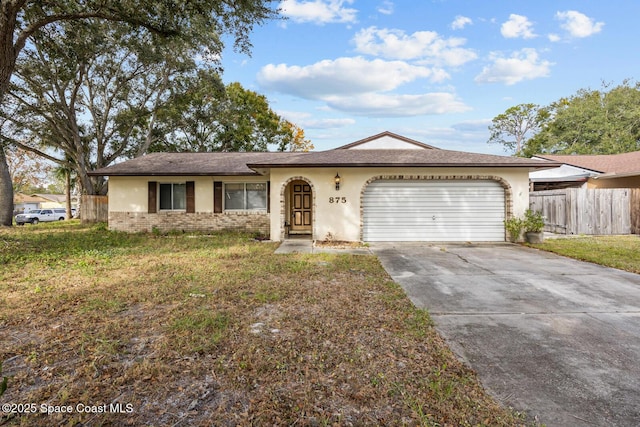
[556,10,604,38]
[278,111,355,129]
[303,117,356,129]
[257,56,448,99]
[475,48,552,85]
[548,33,561,42]
[451,15,472,30]
[257,56,469,117]
[279,0,357,25]
[323,92,471,117]
[377,1,394,15]
[501,14,536,39]
[352,26,477,66]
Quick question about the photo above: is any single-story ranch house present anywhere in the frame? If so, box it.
[89,132,557,242]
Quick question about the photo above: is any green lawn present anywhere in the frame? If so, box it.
[0,222,532,426]
[529,235,640,274]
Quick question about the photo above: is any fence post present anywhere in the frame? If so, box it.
[80,195,108,224]
[631,189,640,234]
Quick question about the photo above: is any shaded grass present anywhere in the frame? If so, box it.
[1,223,533,426]
[529,235,640,273]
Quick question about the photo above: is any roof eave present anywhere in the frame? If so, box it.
[529,177,589,183]
[247,162,559,169]
[534,156,605,174]
[592,171,640,180]
[87,171,261,177]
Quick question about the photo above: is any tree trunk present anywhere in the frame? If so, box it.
[65,170,72,219]
[0,146,14,226]
[0,4,20,226]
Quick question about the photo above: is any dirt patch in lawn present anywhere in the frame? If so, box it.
[314,240,367,249]
[0,225,533,426]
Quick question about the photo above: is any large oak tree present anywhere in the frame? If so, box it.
[2,19,200,196]
[0,0,279,225]
[489,81,640,158]
[524,81,640,156]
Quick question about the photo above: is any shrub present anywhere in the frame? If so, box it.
[524,209,545,233]
[504,217,525,242]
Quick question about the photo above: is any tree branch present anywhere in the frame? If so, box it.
[15,10,178,56]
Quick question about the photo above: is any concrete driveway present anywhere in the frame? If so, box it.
[371,242,640,427]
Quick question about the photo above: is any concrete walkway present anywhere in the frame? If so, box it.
[274,239,371,255]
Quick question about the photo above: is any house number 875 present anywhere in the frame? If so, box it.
[329,197,347,204]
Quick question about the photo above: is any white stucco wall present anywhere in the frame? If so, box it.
[107,167,531,241]
[269,167,531,242]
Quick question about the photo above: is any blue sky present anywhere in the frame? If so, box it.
[220,0,638,154]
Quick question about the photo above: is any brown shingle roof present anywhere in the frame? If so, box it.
[90,147,557,177]
[247,149,556,169]
[89,152,301,176]
[536,151,640,175]
[14,193,48,203]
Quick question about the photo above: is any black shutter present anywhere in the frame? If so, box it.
[148,182,157,213]
[266,181,270,213]
[186,181,195,213]
[214,181,222,213]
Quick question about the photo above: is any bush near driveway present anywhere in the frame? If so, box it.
[0,223,534,426]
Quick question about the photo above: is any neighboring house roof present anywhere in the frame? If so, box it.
[535,151,640,177]
[32,194,67,203]
[334,131,438,150]
[14,193,48,204]
[529,164,593,183]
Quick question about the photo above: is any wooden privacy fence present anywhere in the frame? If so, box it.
[80,195,108,224]
[530,188,639,235]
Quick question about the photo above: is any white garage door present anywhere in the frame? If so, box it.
[363,180,505,242]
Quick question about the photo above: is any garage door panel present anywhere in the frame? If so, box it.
[363,180,505,242]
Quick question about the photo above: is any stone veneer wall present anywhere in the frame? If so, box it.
[108,211,270,235]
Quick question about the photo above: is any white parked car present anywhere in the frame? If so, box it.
[15,208,67,225]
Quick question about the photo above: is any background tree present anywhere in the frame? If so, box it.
[154,77,300,152]
[487,103,549,156]
[216,82,296,152]
[1,19,200,195]
[524,80,640,156]
[0,0,279,225]
[281,121,314,152]
[52,157,77,219]
[5,146,53,193]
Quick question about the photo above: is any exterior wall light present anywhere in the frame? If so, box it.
[335,173,341,191]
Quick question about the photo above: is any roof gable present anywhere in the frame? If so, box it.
[334,131,437,150]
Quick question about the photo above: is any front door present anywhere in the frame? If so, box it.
[290,181,312,234]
